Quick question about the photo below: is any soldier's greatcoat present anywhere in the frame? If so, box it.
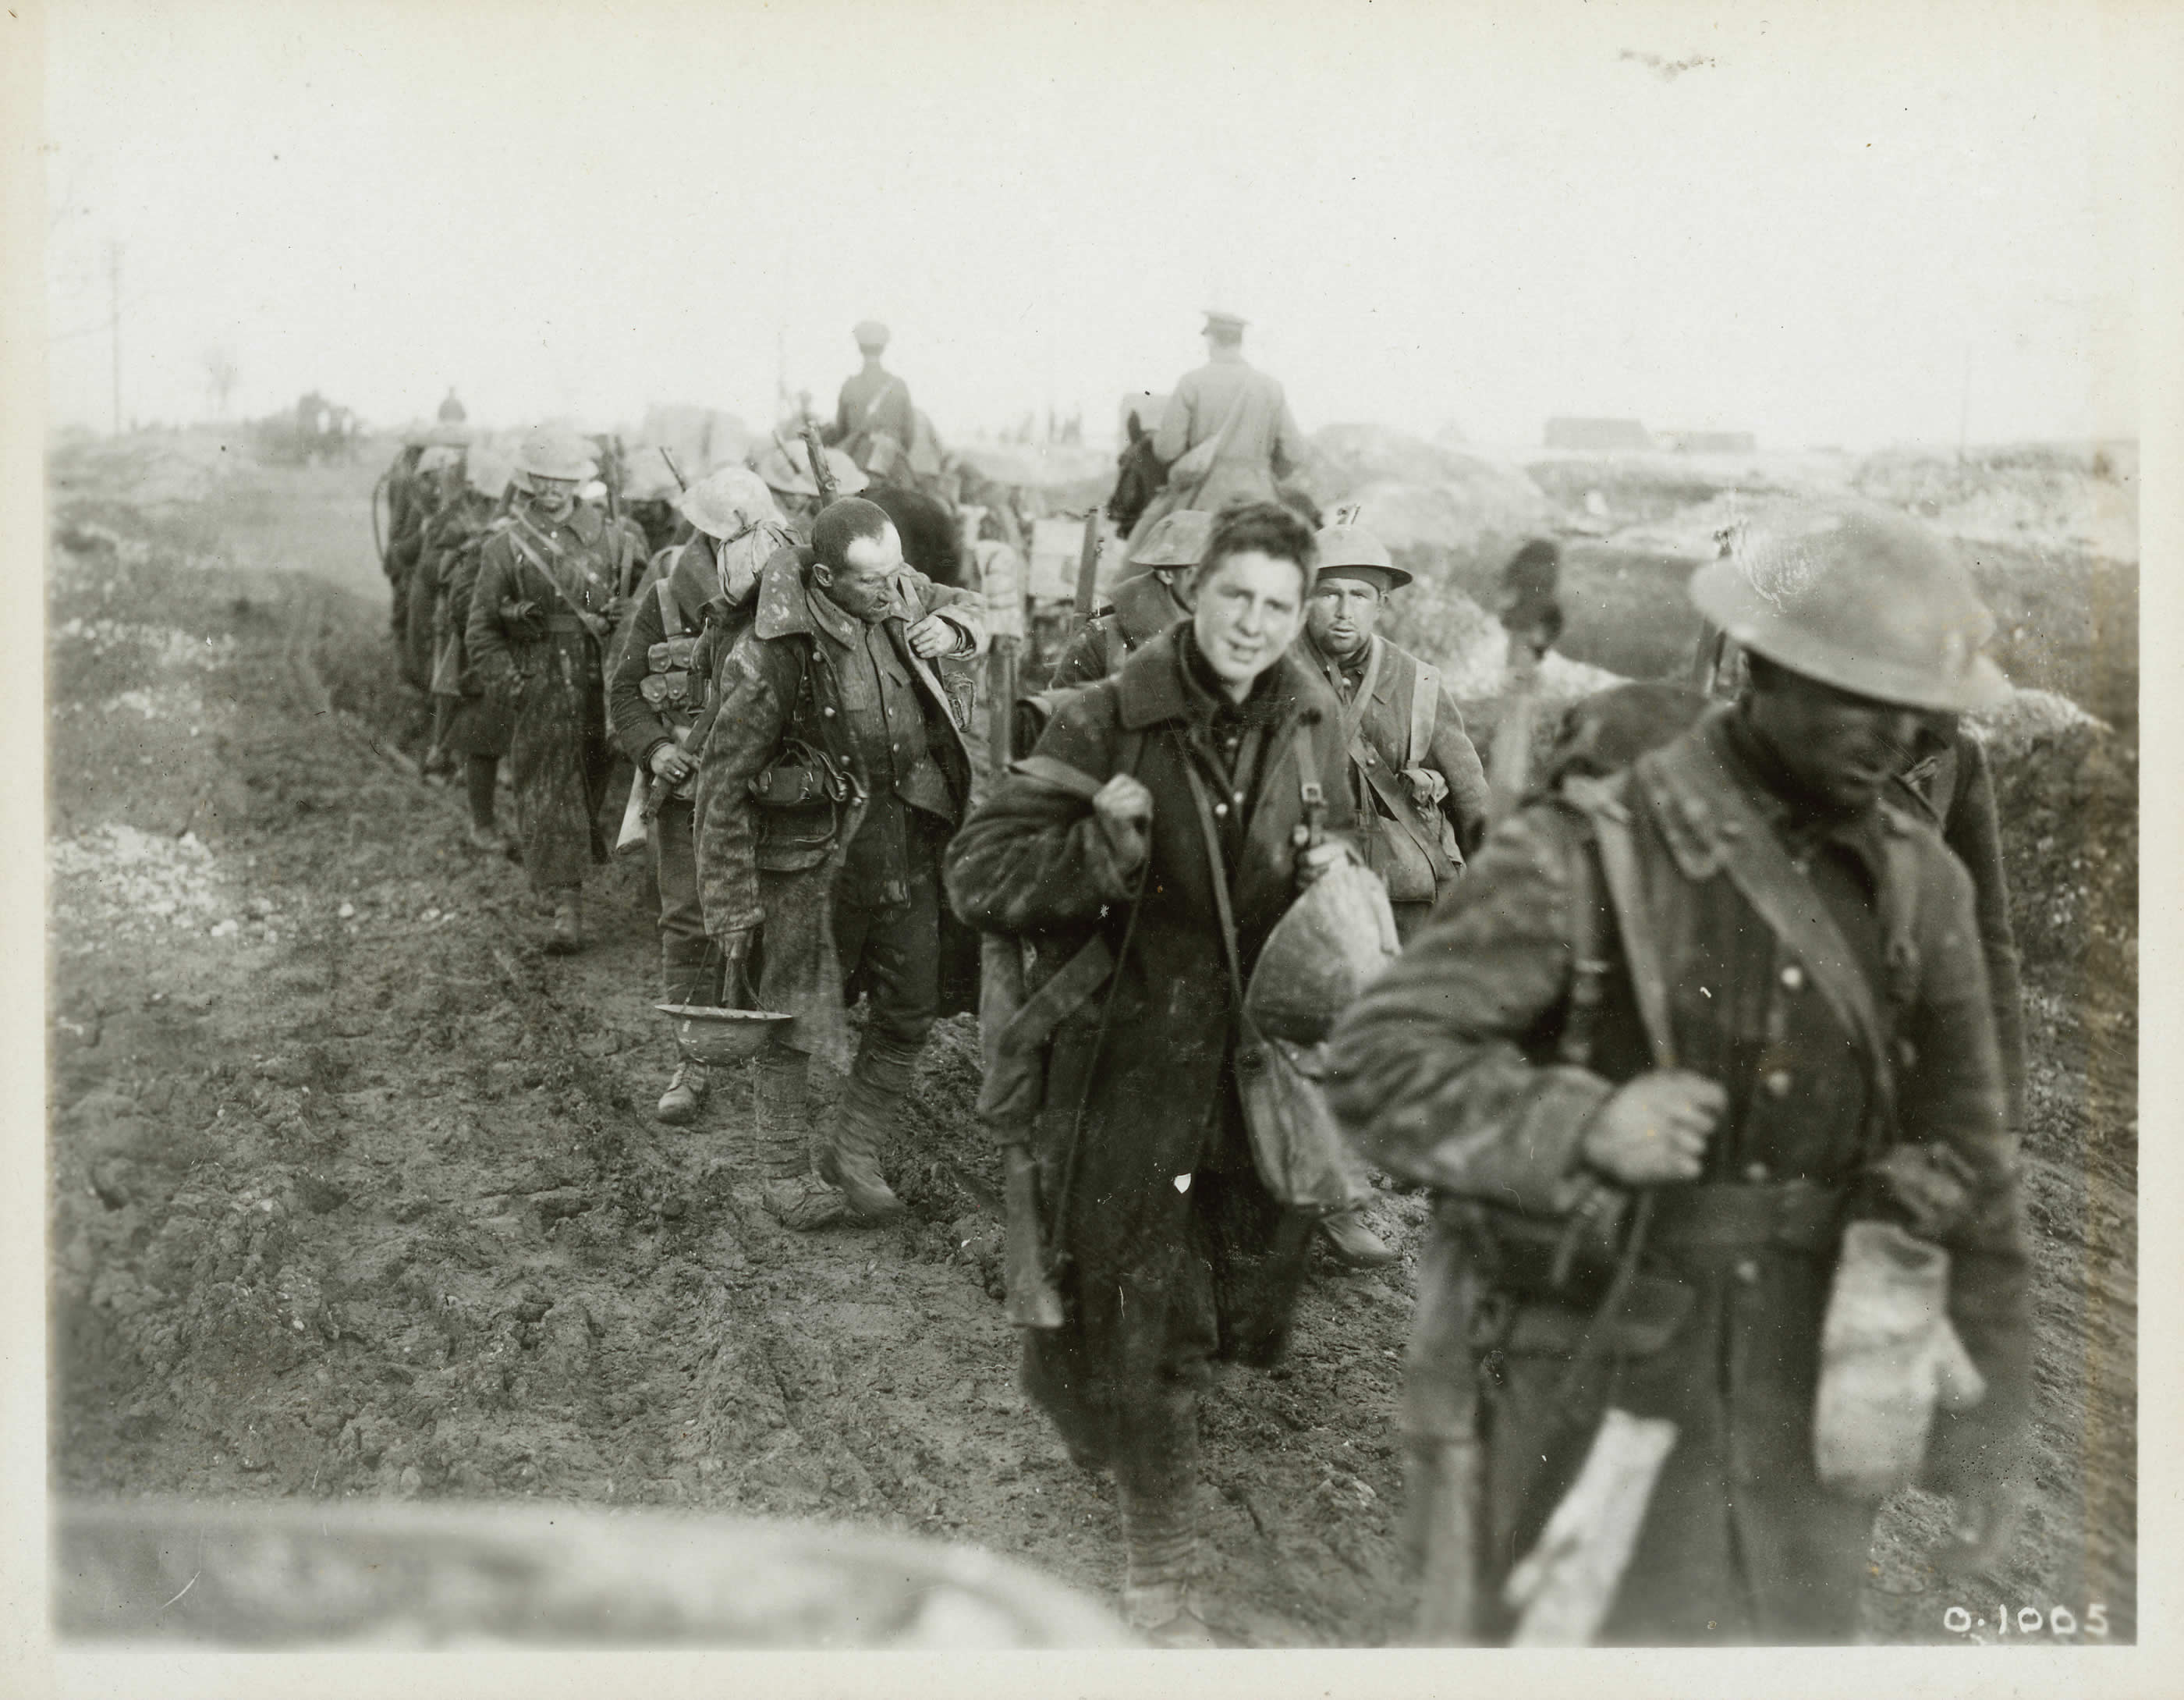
[945,628,1356,1500]
[1326,705,2029,1643]
[1047,571,1190,692]
[466,499,634,890]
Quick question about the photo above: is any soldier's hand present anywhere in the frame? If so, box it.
[906,613,960,659]
[1580,1069,1727,1185]
[718,928,755,967]
[1092,772,1154,865]
[648,743,697,785]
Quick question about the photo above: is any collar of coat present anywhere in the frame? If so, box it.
[1112,624,1330,736]
[1109,570,1190,648]
[1301,630,1398,701]
[516,498,606,547]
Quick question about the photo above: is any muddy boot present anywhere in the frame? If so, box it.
[465,758,515,859]
[1119,1482,1218,1647]
[655,1059,709,1126]
[1319,1205,1397,1270]
[467,822,512,855]
[816,1042,916,1223]
[753,1051,847,1231]
[544,891,583,955]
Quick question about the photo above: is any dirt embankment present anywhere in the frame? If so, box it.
[48,436,2135,1644]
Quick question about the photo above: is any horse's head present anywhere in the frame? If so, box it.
[1107,412,1168,530]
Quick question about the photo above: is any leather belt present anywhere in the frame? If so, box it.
[1647,1180,1845,1252]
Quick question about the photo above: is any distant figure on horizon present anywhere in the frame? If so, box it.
[438,387,467,424]
[824,321,915,478]
[1126,307,1306,553]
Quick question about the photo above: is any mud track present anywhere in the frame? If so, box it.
[48,445,2134,1644]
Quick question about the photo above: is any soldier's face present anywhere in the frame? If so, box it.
[815,523,906,624]
[526,475,577,518]
[1306,577,1381,657]
[1747,669,1923,812]
[1193,551,1307,696]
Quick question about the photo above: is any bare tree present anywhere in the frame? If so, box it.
[202,346,239,418]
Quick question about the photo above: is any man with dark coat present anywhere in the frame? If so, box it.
[1325,499,2030,1645]
[697,498,985,1229]
[946,502,1360,1645]
[466,424,638,953]
[432,447,518,854]
[611,467,800,1124]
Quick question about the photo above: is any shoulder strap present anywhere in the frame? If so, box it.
[1575,784,1679,1070]
[1554,804,1610,1068]
[1181,758,1250,1010]
[654,573,684,637]
[1337,638,1385,747]
[1409,660,1442,769]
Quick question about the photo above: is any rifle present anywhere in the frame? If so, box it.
[659,446,688,495]
[800,421,838,508]
[1069,509,1102,647]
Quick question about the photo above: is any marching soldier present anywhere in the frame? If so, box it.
[1292,520,1494,1272]
[611,467,800,1123]
[1326,498,2030,1644]
[432,446,519,854]
[1297,521,1491,939]
[466,424,638,953]
[438,387,467,424]
[697,497,985,1228]
[824,320,916,477]
[1047,509,1207,691]
[946,502,1359,1645]
[1127,309,1307,550]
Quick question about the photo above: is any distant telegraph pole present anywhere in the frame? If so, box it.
[108,241,123,436]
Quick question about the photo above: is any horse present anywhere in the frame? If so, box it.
[1106,409,1168,537]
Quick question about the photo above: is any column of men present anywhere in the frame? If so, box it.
[383,307,2029,1649]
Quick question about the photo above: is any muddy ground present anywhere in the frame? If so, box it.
[48,431,2136,1645]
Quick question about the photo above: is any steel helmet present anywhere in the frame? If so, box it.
[747,437,868,499]
[1688,498,2008,713]
[1312,522,1413,592]
[1127,509,1214,570]
[678,466,784,541]
[514,424,598,483]
[1246,861,1402,1045]
[465,444,516,499]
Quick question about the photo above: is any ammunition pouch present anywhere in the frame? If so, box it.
[750,736,856,866]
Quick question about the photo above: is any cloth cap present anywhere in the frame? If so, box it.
[1688,497,2010,713]
[1128,508,1214,570]
[1201,307,1250,334]
[853,320,890,350]
[678,466,785,541]
[416,445,464,474]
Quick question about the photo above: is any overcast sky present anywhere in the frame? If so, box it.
[41,0,2143,450]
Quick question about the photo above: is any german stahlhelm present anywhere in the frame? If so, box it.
[1311,522,1413,593]
[515,424,598,484]
[1127,509,1214,571]
[1688,499,2009,713]
[748,437,868,499]
[678,467,783,541]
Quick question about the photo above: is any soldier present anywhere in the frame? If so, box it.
[946,502,1360,1645]
[1326,498,2030,1644]
[433,446,519,854]
[824,320,916,477]
[1047,510,1207,692]
[466,424,639,953]
[1127,309,1307,551]
[1289,520,1494,1273]
[748,436,870,539]
[697,497,985,1228]
[612,467,800,1123]
[438,387,467,424]
[1299,520,1491,938]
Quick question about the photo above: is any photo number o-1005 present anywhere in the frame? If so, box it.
[1942,1603,2110,1639]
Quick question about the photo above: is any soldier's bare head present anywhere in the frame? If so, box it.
[1742,653,1923,816]
[810,498,904,625]
[1191,502,1314,701]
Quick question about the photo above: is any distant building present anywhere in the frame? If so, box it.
[1660,428,1757,454]
[1544,417,1653,451]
